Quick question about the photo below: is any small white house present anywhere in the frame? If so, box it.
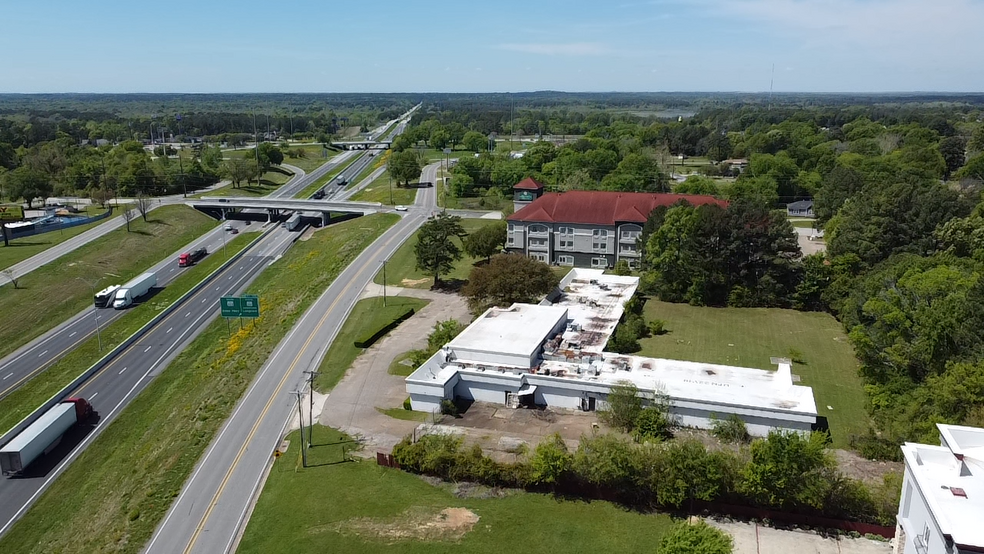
[786,200,814,217]
[896,424,984,554]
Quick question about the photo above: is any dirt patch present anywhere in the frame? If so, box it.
[833,448,902,484]
[400,277,431,287]
[298,227,316,241]
[321,506,480,543]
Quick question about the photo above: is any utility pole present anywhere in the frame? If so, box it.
[382,260,387,307]
[293,389,307,467]
[77,277,103,351]
[303,370,320,449]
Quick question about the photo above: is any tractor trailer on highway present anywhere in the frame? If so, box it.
[178,247,208,267]
[0,397,93,476]
[113,272,157,309]
[285,213,303,232]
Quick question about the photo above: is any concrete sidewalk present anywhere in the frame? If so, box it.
[706,518,892,554]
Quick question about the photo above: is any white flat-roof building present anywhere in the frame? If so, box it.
[896,424,984,554]
[406,268,818,436]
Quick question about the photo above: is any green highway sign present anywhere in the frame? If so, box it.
[220,296,241,317]
[241,295,260,318]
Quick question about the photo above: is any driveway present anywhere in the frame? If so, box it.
[707,518,892,554]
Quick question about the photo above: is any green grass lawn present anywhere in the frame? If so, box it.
[639,300,869,448]
[374,218,493,288]
[387,351,416,376]
[348,171,418,206]
[238,426,676,554]
[284,144,334,172]
[314,295,429,392]
[0,206,220,361]
[789,219,817,229]
[0,206,116,270]
[0,214,399,554]
[0,231,258,434]
[197,167,293,197]
[375,406,429,422]
[443,194,511,212]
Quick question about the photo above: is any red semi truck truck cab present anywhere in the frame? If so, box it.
[178,247,208,267]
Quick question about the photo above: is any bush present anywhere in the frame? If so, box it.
[710,414,751,444]
[849,430,904,462]
[599,381,643,432]
[657,520,733,554]
[613,259,632,276]
[529,433,573,486]
[633,406,672,443]
[648,318,667,335]
[607,326,641,353]
[440,399,459,417]
[402,397,412,411]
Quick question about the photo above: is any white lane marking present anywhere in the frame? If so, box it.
[201,298,207,303]
[3,373,12,380]
[215,286,220,291]
[69,331,77,338]
[186,312,191,317]
[144,346,152,353]
[170,268,175,272]
[89,392,98,400]
[239,266,243,270]
[119,367,128,375]
[228,275,233,280]
[39,350,48,358]
[167,327,173,334]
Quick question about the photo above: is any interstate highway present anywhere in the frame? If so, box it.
[0,222,300,536]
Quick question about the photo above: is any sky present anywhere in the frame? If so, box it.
[1,0,982,93]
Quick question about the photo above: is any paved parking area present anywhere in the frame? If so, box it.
[707,519,892,554]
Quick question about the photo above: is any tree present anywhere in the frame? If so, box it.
[957,152,984,183]
[1,268,21,289]
[740,431,833,510]
[135,192,152,222]
[939,136,966,180]
[414,212,467,288]
[3,166,52,207]
[428,127,450,150]
[656,520,733,554]
[529,433,572,486]
[462,131,487,153]
[256,142,283,170]
[121,205,135,232]
[463,221,506,261]
[673,175,718,196]
[222,158,255,188]
[813,166,864,227]
[654,440,725,508]
[462,253,559,312]
[598,381,643,432]
[388,150,422,186]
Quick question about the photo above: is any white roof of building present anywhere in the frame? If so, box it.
[448,304,568,362]
[552,269,638,354]
[902,424,984,550]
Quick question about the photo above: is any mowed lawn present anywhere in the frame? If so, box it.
[284,144,335,172]
[348,170,418,206]
[238,426,676,554]
[197,167,293,197]
[640,300,869,447]
[0,206,115,270]
[374,218,496,289]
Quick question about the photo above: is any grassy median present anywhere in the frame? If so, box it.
[373,218,492,288]
[238,425,675,553]
[0,205,219,360]
[0,214,399,554]
[0,231,258,434]
[348,170,417,206]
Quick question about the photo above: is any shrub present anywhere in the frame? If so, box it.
[654,440,725,508]
[711,414,751,444]
[529,433,573,486]
[599,381,643,432]
[613,259,632,276]
[440,399,459,417]
[402,397,412,411]
[740,431,833,510]
[648,318,667,335]
[573,433,638,491]
[657,520,733,554]
[786,348,805,364]
[607,326,641,353]
[849,430,904,461]
[633,406,672,443]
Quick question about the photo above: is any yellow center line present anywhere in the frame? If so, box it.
[182,221,410,554]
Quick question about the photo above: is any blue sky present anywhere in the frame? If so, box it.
[1,0,982,93]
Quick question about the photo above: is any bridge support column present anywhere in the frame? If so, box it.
[321,211,330,227]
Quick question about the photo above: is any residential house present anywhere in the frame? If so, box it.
[786,200,814,217]
[505,188,727,269]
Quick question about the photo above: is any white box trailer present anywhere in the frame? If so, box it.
[113,271,157,309]
[0,398,92,476]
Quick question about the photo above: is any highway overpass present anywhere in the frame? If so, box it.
[187,197,383,225]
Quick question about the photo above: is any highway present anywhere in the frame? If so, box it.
[0,105,421,540]
[145,162,437,554]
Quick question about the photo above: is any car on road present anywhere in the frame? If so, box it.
[394,205,408,212]
[230,227,239,234]
[224,224,234,232]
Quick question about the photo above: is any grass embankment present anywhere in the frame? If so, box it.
[284,144,334,172]
[639,300,868,448]
[387,351,416,376]
[0,232,258,434]
[347,155,386,190]
[197,167,293,197]
[789,219,817,229]
[348,171,417,206]
[239,426,675,553]
[0,206,218,360]
[313,296,429,392]
[0,214,399,554]
[294,153,360,198]
[374,218,492,289]
[0,206,115,270]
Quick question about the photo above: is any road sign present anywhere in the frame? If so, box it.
[241,295,260,318]
[0,204,24,221]
[220,296,241,317]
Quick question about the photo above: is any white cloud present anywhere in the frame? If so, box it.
[496,42,611,56]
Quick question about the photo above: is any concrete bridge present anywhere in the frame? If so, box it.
[187,196,383,226]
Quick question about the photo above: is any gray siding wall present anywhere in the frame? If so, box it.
[506,220,630,268]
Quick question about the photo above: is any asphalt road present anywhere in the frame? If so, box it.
[0,224,302,536]
[145,161,436,554]
[0,220,251,401]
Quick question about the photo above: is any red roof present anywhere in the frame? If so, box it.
[513,177,544,191]
[507,191,727,226]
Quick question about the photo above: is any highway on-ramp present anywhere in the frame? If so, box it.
[145,164,437,554]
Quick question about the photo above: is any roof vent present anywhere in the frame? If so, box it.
[950,487,968,498]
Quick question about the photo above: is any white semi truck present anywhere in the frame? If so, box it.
[112,271,157,309]
[0,398,93,476]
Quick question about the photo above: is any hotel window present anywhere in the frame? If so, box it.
[530,252,548,262]
[591,257,608,268]
[557,255,574,266]
[529,238,547,247]
[592,229,608,252]
[558,226,574,236]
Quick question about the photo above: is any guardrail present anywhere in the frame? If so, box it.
[0,224,278,448]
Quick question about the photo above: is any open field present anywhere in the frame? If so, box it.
[196,167,293,197]
[348,171,417,206]
[0,206,116,270]
[0,206,219,360]
[284,144,334,172]
[314,295,429,392]
[639,300,869,448]
[0,231,257,435]
[0,214,399,554]
[239,425,676,554]
[373,218,494,288]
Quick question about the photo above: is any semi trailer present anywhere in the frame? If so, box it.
[0,398,93,476]
[112,272,157,309]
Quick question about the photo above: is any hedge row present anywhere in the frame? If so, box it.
[353,307,416,348]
